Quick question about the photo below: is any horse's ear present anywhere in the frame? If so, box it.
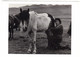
[20,8,22,13]
[27,8,29,12]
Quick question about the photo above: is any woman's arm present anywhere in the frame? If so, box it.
[51,25,63,35]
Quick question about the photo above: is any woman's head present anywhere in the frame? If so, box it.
[55,18,61,26]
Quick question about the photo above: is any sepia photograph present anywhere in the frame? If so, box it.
[8,4,71,54]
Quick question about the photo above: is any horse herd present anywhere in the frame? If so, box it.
[9,8,71,54]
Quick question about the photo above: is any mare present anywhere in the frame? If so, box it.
[19,8,55,54]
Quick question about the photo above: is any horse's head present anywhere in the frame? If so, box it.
[19,8,30,32]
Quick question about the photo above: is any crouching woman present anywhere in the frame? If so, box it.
[51,18,70,50]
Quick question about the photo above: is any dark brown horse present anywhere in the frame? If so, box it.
[9,14,20,40]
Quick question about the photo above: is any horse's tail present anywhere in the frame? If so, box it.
[48,14,55,27]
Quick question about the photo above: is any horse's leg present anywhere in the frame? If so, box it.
[45,30,51,49]
[16,28,17,31]
[27,30,33,53]
[27,41,32,53]
[12,28,14,39]
[32,31,36,54]
[9,31,11,40]
[9,28,13,40]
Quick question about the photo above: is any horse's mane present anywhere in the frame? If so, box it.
[29,11,37,15]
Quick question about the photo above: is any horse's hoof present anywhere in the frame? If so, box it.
[32,52,36,54]
[27,51,31,54]
[32,51,36,54]
[27,49,32,54]
[9,38,12,41]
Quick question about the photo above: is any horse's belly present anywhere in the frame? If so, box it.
[37,17,51,31]
[37,23,48,31]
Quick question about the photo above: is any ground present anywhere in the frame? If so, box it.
[9,21,71,54]
[9,5,71,54]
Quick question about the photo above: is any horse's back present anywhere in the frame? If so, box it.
[37,13,51,30]
[9,15,14,25]
[29,12,51,31]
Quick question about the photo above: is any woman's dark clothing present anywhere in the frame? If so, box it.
[51,24,63,49]
[47,24,71,50]
[47,24,63,49]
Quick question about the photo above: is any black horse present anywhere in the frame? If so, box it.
[9,14,20,40]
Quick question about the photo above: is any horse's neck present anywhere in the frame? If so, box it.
[29,11,37,21]
[26,11,37,32]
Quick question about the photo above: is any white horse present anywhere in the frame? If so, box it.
[19,8,55,54]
